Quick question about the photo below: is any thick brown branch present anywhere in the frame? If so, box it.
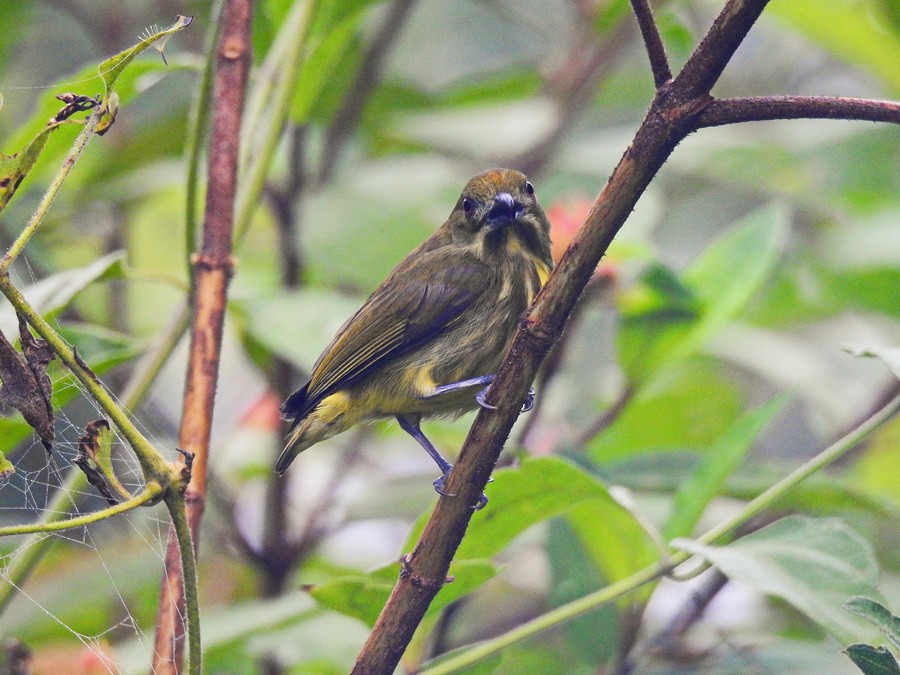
[630,0,672,87]
[152,0,253,671]
[670,0,770,102]
[697,95,900,127]
[350,0,850,671]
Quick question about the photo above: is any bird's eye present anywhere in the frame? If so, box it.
[462,196,475,216]
[524,181,534,196]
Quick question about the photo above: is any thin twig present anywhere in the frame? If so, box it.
[0,483,162,537]
[572,384,636,449]
[697,95,900,127]
[0,111,101,274]
[152,0,253,669]
[630,0,672,87]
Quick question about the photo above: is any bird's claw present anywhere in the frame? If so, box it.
[476,385,498,410]
[433,470,489,509]
[477,385,536,413]
[521,387,535,413]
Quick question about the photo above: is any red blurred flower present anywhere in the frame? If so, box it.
[547,196,617,283]
[239,390,283,430]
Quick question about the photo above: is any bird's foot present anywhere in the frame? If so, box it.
[521,387,535,413]
[433,470,489,510]
[476,385,497,410]
[477,385,536,413]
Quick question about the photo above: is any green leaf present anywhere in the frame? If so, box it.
[291,16,361,124]
[844,643,900,675]
[0,451,14,477]
[588,359,743,462]
[308,559,496,627]
[97,15,193,95]
[0,123,66,212]
[845,597,900,651]
[768,0,900,92]
[842,344,900,379]
[673,516,883,643]
[0,251,125,336]
[231,289,362,370]
[403,458,658,590]
[617,206,784,384]
[664,396,788,539]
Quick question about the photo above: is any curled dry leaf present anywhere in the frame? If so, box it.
[0,316,55,452]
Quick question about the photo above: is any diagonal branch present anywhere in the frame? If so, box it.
[351,0,774,671]
[696,95,900,127]
[669,0,771,102]
[630,0,672,87]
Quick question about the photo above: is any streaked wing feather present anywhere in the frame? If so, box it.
[296,252,491,419]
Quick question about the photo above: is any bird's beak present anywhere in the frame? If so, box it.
[485,192,524,229]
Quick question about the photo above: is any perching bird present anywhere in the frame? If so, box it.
[278,169,553,508]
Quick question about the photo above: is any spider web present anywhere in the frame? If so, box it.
[0,325,177,672]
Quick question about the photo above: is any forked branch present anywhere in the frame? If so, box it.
[351,0,900,671]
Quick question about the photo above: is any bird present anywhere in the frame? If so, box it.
[277,168,553,508]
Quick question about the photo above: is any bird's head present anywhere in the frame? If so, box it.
[447,168,552,263]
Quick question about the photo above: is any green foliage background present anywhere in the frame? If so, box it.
[0,0,896,672]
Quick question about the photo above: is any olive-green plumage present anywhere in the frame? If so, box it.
[278,169,553,497]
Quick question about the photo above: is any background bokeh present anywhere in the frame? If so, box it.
[0,0,897,672]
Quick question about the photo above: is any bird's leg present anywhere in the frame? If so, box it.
[397,413,487,510]
[426,373,535,413]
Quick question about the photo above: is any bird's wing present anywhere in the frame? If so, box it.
[282,249,492,422]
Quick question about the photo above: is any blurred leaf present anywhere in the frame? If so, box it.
[617,206,784,383]
[853,417,900,503]
[617,262,700,319]
[768,0,900,92]
[0,251,125,336]
[308,559,496,627]
[664,395,788,539]
[400,458,658,591]
[0,451,14,477]
[0,122,69,212]
[593,0,629,35]
[231,289,362,370]
[826,267,900,319]
[842,344,900,379]
[673,516,883,643]
[845,597,900,650]
[291,15,361,124]
[588,359,743,462]
[547,520,619,665]
[844,643,900,675]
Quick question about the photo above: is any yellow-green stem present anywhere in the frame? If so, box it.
[233,0,318,244]
[419,394,900,674]
[184,0,225,277]
[166,491,202,674]
[0,110,101,274]
[0,483,163,537]
[0,275,172,482]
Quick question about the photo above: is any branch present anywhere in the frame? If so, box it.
[0,483,162,537]
[669,0,770,102]
[351,1,776,671]
[152,0,253,670]
[0,110,101,274]
[630,0,671,87]
[697,95,900,127]
[419,394,900,673]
